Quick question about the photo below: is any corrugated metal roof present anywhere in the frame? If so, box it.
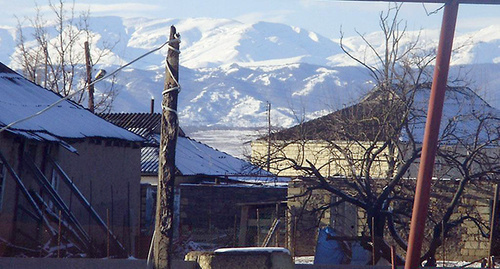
[103,112,284,183]
[0,62,144,143]
[141,136,282,182]
[99,113,186,139]
[141,146,159,174]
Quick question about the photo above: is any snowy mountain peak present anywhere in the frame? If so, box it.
[1,17,500,128]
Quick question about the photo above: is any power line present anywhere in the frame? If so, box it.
[0,38,180,134]
[422,2,446,16]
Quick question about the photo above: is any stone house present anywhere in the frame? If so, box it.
[0,62,144,258]
[252,85,500,261]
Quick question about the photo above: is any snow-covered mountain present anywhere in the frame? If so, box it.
[1,17,500,128]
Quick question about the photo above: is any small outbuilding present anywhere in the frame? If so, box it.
[0,62,144,258]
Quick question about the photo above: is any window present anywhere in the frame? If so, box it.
[48,169,60,209]
[50,169,60,191]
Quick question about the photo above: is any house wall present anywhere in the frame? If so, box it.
[252,140,494,180]
[58,139,141,256]
[0,133,141,257]
[287,178,497,262]
[0,132,24,254]
[0,132,65,254]
[252,140,391,178]
[451,183,493,261]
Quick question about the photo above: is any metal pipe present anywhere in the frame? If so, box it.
[404,1,459,268]
[391,245,397,269]
[49,157,128,256]
[0,150,57,236]
[336,0,498,4]
[488,184,499,268]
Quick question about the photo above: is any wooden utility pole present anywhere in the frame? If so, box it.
[267,102,271,172]
[153,25,180,269]
[43,42,48,89]
[84,41,95,113]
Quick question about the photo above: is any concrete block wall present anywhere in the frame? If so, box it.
[456,188,492,261]
[287,178,497,262]
[252,140,391,179]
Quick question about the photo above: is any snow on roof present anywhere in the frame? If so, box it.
[141,136,286,183]
[100,112,286,183]
[0,63,143,142]
[176,136,256,176]
[273,85,500,145]
[402,86,500,144]
[214,247,291,255]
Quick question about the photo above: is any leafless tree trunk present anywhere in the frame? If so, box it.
[253,3,500,265]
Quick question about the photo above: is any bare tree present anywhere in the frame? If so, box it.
[14,0,118,112]
[252,4,500,265]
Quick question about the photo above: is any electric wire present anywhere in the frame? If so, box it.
[161,38,181,116]
[146,36,181,266]
[422,2,447,16]
[0,38,180,134]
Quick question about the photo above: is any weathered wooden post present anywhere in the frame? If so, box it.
[84,41,95,113]
[153,25,180,269]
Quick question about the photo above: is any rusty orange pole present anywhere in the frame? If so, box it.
[404,1,459,268]
[391,245,397,269]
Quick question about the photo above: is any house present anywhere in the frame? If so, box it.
[100,112,289,258]
[252,85,500,261]
[0,62,144,258]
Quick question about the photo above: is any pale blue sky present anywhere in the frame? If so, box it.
[2,0,500,38]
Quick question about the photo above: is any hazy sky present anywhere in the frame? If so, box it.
[2,0,500,38]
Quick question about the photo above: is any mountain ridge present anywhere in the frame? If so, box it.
[1,16,499,127]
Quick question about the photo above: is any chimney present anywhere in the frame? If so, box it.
[150,97,154,114]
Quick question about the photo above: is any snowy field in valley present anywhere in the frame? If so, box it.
[184,127,265,160]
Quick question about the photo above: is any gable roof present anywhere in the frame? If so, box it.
[403,86,500,145]
[0,62,143,144]
[99,113,162,137]
[141,136,269,178]
[270,90,404,141]
[270,85,500,144]
[101,112,285,184]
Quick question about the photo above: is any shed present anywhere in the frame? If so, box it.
[0,62,144,258]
